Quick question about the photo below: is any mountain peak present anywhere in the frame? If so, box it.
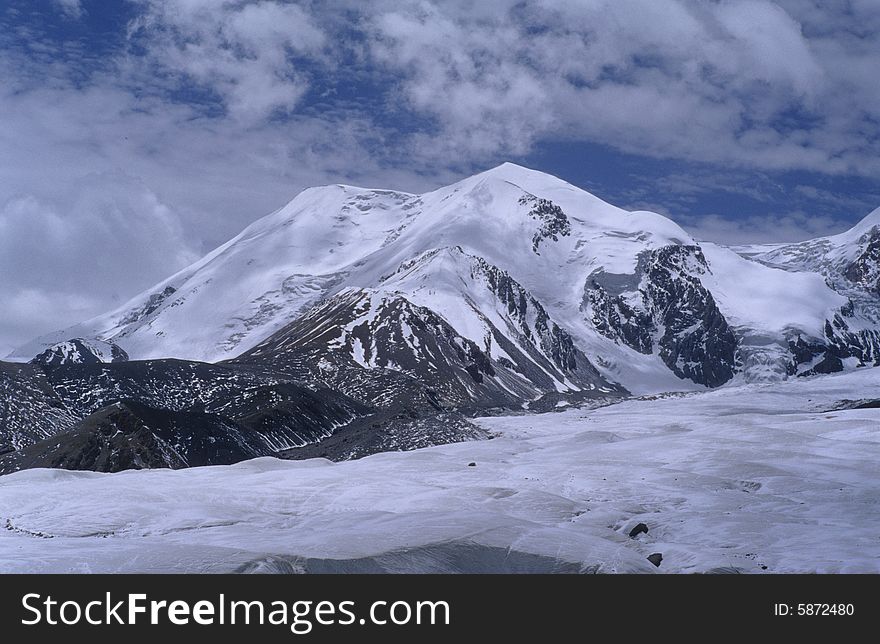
[813,205,880,248]
[473,161,571,187]
[853,206,880,233]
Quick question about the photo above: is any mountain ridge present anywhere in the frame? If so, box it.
[8,163,880,394]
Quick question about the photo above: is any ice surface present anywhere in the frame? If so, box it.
[1,368,877,574]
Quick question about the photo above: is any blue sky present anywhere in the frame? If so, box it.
[2,0,880,353]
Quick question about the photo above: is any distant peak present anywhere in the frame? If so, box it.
[831,206,880,243]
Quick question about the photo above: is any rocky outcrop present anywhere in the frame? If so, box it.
[30,339,128,367]
[0,357,370,465]
[587,245,737,387]
[0,400,267,474]
[518,194,571,254]
[844,227,880,295]
[474,255,607,385]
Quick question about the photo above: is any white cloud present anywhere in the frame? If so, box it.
[360,0,879,174]
[128,0,326,122]
[53,0,83,19]
[0,56,454,352]
[100,1,880,175]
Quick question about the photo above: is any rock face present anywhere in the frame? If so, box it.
[818,313,880,370]
[0,347,495,473]
[629,523,649,538]
[801,354,844,376]
[119,286,178,326]
[518,193,571,254]
[644,246,737,387]
[476,254,599,384]
[0,401,266,474]
[0,357,371,471]
[587,246,737,387]
[235,246,623,414]
[844,227,880,295]
[0,361,80,449]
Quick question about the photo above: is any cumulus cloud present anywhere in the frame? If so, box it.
[0,46,452,352]
[360,0,879,174]
[110,0,880,174]
[128,0,327,122]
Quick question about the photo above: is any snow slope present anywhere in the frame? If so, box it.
[700,243,846,336]
[1,367,878,573]
[10,185,423,363]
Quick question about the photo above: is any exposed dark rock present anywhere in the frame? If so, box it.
[843,227,880,295]
[800,355,844,377]
[120,285,177,325]
[468,462,476,467]
[647,553,663,567]
[0,356,371,471]
[236,272,623,414]
[825,398,880,411]
[31,340,102,367]
[279,411,488,462]
[0,400,266,474]
[787,336,825,373]
[475,255,609,385]
[110,344,129,362]
[587,285,653,354]
[820,311,880,367]
[646,246,737,387]
[628,522,649,538]
[0,361,80,449]
[518,194,571,254]
[587,245,737,387]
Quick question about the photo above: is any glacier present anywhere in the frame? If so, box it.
[1,367,877,574]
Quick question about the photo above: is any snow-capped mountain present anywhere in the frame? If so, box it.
[736,209,880,374]
[9,163,880,395]
[235,247,623,412]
